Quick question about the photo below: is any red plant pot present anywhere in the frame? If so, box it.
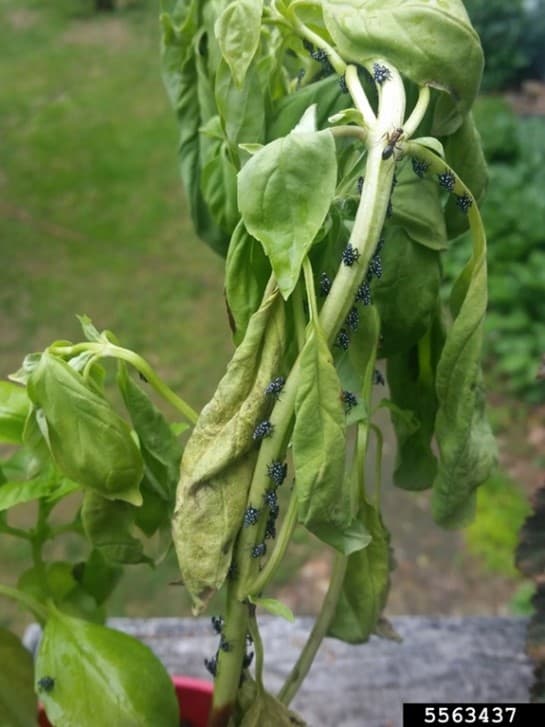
[38,675,213,727]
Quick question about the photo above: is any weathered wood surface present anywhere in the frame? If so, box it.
[24,616,533,726]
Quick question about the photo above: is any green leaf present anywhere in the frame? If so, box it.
[161,16,228,255]
[293,322,349,546]
[73,549,122,607]
[76,314,103,343]
[215,0,263,87]
[27,353,144,506]
[390,158,447,251]
[36,609,178,727]
[225,220,271,344]
[0,475,76,513]
[238,130,337,299]
[386,311,445,491]
[250,596,295,622]
[0,381,30,444]
[372,229,441,357]
[118,367,182,502]
[431,185,497,527]
[322,0,483,124]
[173,292,285,610]
[81,492,149,565]
[328,498,392,644]
[215,58,266,151]
[267,74,348,140]
[199,116,239,236]
[8,352,42,386]
[0,627,36,727]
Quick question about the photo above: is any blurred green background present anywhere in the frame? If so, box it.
[1,0,544,634]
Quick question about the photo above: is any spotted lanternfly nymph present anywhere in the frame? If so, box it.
[373,63,391,85]
[251,543,267,558]
[219,636,232,652]
[335,329,350,350]
[211,615,224,634]
[357,176,364,194]
[346,306,360,332]
[204,656,217,677]
[267,460,287,487]
[269,503,280,520]
[243,506,260,527]
[412,157,430,178]
[264,488,278,509]
[438,171,456,192]
[374,369,385,386]
[253,420,274,441]
[265,376,285,398]
[341,390,358,413]
[355,281,372,305]
[319,272,331,297]
[382,127,404,161]
[341,244,360,267]
[455,193,473,213]
[37,676,55,693]
[368,255,383,279]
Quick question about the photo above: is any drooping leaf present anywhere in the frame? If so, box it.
[431,171,497,527]
[238,129,337,299]
[81,492,149,565]
[36,609,178,727]
[173,292,285,610]
[372,229,441,358]
[225,220,271,344]
[26,353,143,506]
[322,0,483,125]
[0,381,30,444]
[118,367,182,503]
[293,321,355,548]
[161,15,228,255]
[328,498,392,644]
[0,627,36,727]
[215,0,263,87]
[386,309,445,491]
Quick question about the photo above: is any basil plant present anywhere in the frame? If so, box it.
[0,1,497,725]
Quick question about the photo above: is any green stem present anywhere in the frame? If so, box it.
[209,592,249,726]
[0,524,31,539]
[345,64,377,129]
[284,4,347,75]
[248,490,298,597]
[329,125,367,142]
[49,342,199,425]
[248,610,265,694]
[291,280,307,352]
[403,85,431,139]
[0,584,48,621]
[277,552,348,706]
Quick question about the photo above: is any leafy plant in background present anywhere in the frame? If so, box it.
[442,97,545,402]
[0,1,499,725]
[466,0,545,90]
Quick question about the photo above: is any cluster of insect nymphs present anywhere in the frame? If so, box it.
[204,616,254,681]
[331,236,385,351]
[302,39,347,92]
[412,158,473,214]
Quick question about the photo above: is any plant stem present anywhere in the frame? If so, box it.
[403,85,431,139]
[0,584,48,621]
[248,490,298,596]
[277,552,348,706]
[50,342,199,424]
[345,64,377,129]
